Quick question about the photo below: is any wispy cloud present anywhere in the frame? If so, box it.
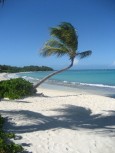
[112,61,115,66]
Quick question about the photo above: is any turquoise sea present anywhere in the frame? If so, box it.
[11,69,115,97]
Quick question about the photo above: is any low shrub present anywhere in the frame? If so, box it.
[0,78,36,99]
[0,114,24,153]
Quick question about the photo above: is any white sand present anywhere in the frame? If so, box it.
[0,73,115,153]
[0,73,10,81]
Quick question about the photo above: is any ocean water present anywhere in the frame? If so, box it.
[16,69,115,86]
[10,69,115,97]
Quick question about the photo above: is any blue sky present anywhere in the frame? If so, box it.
[0,0,115,69]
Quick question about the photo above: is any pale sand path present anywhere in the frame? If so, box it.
[0,73,115,153]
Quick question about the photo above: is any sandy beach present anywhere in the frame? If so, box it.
[0,73,115,153]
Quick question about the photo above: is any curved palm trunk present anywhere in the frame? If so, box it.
[33,60,74,89]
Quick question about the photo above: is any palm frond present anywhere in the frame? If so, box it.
[41,47,68,57]
[0,0,5,4]
[50,22,78,51]
[41,40,69,57]
[76,50,92,59]
[40,22,92,62]
[44,39,67,49]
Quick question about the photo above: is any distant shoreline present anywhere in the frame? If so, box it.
[0,65,54,73]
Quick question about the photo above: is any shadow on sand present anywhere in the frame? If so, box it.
[0,105,115,136]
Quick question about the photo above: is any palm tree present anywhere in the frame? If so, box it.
[0,0,5,4]
[34,22,92,88]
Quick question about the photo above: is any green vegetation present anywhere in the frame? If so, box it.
[0,65,53,73]
[34,22,92,88]
[0,114,24,153]
[0,78,36,99]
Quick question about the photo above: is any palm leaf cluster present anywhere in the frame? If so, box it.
[0,0,5,4]
[50,22,78,51]
[41,22,92,62]
[41,22,79,60]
